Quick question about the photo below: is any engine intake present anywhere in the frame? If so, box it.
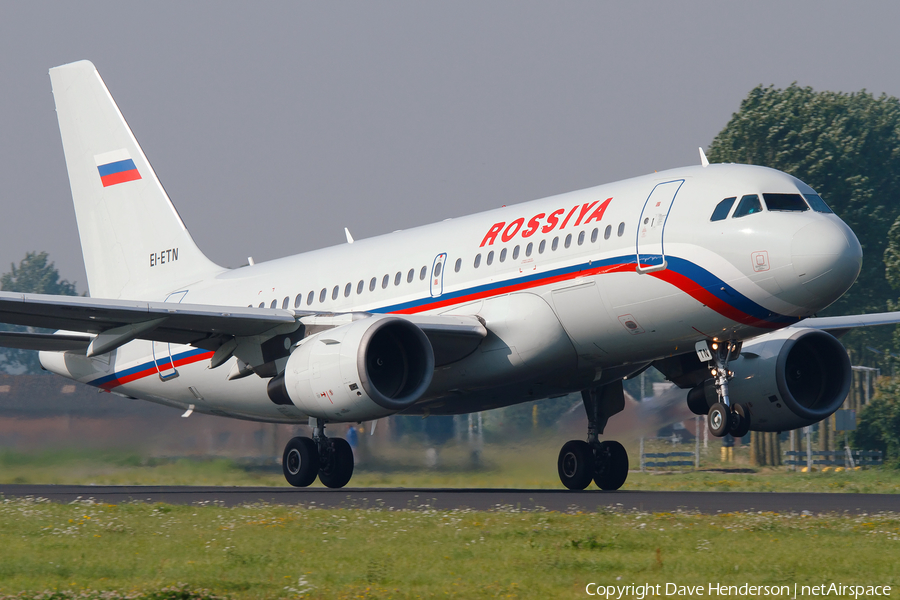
[267,316,435,421]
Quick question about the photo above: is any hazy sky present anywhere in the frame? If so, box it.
[1,2,898,293]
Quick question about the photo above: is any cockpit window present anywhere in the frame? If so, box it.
[763,193,809,212]
[803,193,834,214]
[710,197,736,221]
[732,194,763,218]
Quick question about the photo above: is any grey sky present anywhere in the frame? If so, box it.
[1,2,898,293]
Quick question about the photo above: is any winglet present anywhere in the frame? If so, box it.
[345,227,354,244]
[699,147,710,168]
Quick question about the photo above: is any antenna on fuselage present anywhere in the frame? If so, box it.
[699,147,710,168]
[345,227,354,244]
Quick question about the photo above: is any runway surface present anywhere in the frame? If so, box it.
[1,484,898,513]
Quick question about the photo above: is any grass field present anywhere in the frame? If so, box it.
[0,497,898,599]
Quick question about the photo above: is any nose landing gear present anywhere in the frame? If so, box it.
[696,340,751,438]
[281,419,355,488]
[557,384,629,491]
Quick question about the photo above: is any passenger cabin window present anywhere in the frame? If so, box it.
[319,288,327,303]
[434,262,442,277]
[803,193,834,214]
[394,272,401,286]
[513,245,520,259]
[710,197,736,221]
[578,231,585,246]
[591,228,598,243]
[407,269,414,283]
[763,193,808,212]
[486,251,494,266]
[307,291,314,305]
[270,300,277,309]
[369,277,377,292]
[474,254,481,268]
[565,234,572,248]
[294,294,303,308]
[617,222,625,236]
[344,283,352,297]
[382,275,389,289]
[332,285,339,300]
[525,242,533,257]
[499,248,507,262]
[454,258,461,272]
[357,280,364,294]
[539,240,546,254]
[419,266,427,280]
[604,225,611,240]
[733,194,763,218]
[282,297,289,309]
[258,302,265,308]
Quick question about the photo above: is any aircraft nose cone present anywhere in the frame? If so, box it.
[790,219,862,310]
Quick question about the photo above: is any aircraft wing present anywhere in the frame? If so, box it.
[0,291,486,367]
[0,291,298,346]
[794,311,900,338]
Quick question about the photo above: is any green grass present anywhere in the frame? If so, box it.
[0,498,898,599]
[2,440,900,493]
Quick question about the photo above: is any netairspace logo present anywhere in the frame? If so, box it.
[585,582,893,599]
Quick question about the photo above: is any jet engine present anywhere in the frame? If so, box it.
[267,315,435,421]
[687,328,851,431]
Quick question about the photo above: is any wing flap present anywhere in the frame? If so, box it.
[0,331,93,351]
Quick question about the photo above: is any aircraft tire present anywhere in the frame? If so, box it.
[282,436,319,487]
[593,440,629,491]
[730,404,751,437]
[318,438,355,489]
[707,403,731,437]
[558,440,594,490]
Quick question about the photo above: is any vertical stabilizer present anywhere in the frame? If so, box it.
[50,60,224,300]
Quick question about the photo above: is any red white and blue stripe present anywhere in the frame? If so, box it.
[87,254,799,391]
[94,149,142,187]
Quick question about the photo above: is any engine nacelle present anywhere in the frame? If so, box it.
[267,315,435,421]
[689,328,850,432]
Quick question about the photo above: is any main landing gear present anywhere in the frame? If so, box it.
[282,419,354,489]
[557,384,629,491]
[696,340,751,438]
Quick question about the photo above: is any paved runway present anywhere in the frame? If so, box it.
[1,484,898,513]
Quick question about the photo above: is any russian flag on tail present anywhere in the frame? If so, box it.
[94,149,141,187]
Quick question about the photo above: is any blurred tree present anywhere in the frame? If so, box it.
[852,377,900,466]
[0,251,78,374]
[707,84,900,371]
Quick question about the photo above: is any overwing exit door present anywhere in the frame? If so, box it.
[430,253,447,297]
[636,179,684,273]
[153,290,187,380]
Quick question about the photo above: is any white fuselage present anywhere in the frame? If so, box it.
[41,163,862,423]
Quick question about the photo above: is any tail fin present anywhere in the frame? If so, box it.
[50,60,224,300]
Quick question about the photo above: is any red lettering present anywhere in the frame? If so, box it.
[583,198,613,224]
[559,205,579,229]
[542,209,565,233]
[480,222,505,247]
[501,218,525,242]
[521,213,544,238]
[573,200,599,227]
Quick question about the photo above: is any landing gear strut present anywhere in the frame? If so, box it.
[557,383,629,491]
[281,418,355,488]
[696,340,751,438]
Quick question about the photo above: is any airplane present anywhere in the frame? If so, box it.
[0,59,891,491]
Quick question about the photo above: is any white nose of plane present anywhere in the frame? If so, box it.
[786,219,862,312]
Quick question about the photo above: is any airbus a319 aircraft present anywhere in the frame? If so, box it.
[1,60,893,491]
